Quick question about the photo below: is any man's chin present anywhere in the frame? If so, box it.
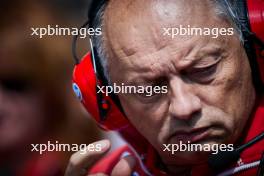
[163,150,210,166]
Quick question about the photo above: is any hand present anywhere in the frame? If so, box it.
[65,140,137,176]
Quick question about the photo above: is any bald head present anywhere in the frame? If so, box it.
[91,0,243,84]
[99,0,238,81]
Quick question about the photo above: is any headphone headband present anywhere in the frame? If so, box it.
[88,0,107,28]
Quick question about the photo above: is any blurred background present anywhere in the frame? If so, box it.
[0,0,123,175]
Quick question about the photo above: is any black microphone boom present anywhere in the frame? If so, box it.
[208,132,264,172]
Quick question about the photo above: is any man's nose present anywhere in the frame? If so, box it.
[169,77,202,121]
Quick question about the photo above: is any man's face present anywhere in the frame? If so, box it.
[104,0,256,166]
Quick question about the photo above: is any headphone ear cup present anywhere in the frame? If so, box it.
[72,53,129,130]
[247,0,264,41]
[72,53,151,160]
[247,0,264,86]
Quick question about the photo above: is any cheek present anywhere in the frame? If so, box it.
[197,51,255,141]
[119,94,169,146]
[216,54,253,117]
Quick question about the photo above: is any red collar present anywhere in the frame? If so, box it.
[240,96,264,163]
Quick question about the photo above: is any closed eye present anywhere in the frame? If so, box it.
[187,63,218,83]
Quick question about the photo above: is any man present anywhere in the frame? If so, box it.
[66,0,264,175]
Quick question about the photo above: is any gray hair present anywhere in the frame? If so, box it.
[91,2,110,83]
[91,0,245,83]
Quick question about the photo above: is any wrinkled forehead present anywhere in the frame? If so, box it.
[103,0,232,69]
[104,0,227,56]
[105,0,215,21]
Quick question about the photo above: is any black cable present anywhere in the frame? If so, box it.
[257,152,264,176]
[237,132,264,152]
[72,20,89,65]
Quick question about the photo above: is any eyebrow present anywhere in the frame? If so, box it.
[194,45,223,60]
[126,70,169,86]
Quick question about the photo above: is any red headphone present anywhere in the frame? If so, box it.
[72,0,264,132]
[248,0,264,83]
[72,43,129,130]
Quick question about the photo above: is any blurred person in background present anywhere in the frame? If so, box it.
[0,0,101,176]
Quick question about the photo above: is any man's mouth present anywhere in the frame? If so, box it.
[168,126,211,144]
